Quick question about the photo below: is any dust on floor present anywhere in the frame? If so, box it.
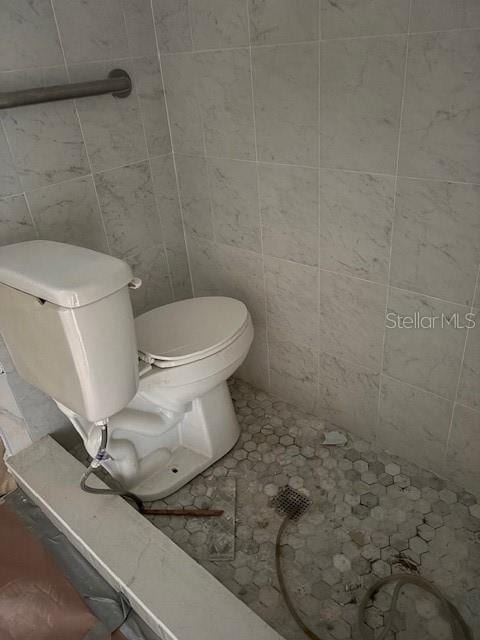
[144,379,480,640]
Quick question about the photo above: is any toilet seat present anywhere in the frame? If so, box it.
[135,297,249,369]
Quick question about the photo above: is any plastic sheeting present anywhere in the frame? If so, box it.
[1,490,161,640]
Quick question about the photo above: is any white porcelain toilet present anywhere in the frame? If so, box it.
[0,241,253,499]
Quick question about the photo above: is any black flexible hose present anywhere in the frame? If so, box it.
[275,516,473,640]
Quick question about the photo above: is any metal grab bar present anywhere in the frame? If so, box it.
[0,68,132,109]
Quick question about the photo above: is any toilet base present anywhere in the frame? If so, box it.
[102,381,241,501]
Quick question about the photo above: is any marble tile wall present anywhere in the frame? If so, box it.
[0,0,192,443]
[157,0,480,495]
[0,1,479,496]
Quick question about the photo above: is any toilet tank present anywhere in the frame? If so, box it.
[0,241,139,422]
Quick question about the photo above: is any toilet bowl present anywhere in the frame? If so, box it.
[62,296,254,500]
[0,241,252,501]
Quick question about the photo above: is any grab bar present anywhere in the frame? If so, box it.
[0,69,131,109]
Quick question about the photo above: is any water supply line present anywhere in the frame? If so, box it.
[79,420,223,517]
[275,513,473,640]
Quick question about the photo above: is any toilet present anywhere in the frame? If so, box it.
[0,241,253,499]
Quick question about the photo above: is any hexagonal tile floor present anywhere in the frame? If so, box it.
[143,379,480,639]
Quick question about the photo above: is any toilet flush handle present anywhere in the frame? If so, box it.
[128,277,142,289]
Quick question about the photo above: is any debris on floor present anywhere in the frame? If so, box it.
[322,431,348,447]
[145,476,237,562]
[148,378,480,640]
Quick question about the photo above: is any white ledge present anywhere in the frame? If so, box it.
[7,436,284,640]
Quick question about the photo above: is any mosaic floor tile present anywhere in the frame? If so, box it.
[144,379,480,640]
[68,378,479,639]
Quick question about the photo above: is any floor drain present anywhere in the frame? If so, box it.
[271,486,311,521]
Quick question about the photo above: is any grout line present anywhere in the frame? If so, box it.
[21,191,40,239]
[150,0,196,299]
[186,0,196,53]
[0,56,148,77]
[0,155,172,203]
[377,372,455,404]
[386,283,474,309]
[151,26,480,58]
[191,11,218,249]
[164,151,480,187]
[319,25,480,43]
[49,0,112,255]
[2,158,478,203]
[0,21,480,75]
[444,265,480,456]
[246,0,271,390]
[374,0,414,444]
[119,5,176,302]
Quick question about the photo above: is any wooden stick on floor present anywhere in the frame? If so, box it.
[141,507,224,517]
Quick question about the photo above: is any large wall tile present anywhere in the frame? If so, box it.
[390,178,480,306]
[94,161,163,256]
[319,170,395,283]
[1,68,89,191]
[150,155,184,242]
[27,177,108,253]
[399,31,480,183]
[152,0,193,52]
[269,339,319,414]
[7,369,71,443]
[175,155,214,240]
[150,154,185,245]
[165,244,193,301]
[446,403,480,496]
[53,0,129,63]
[190,0,249,49]
[253,43,318,166]
[320,36,406,173]
[321,0,410,39]
[132,57,171,158]
[259,163,318,266]
[237,326,269,390]
[316,352,380,441]
[124,244,173,315]
[150,153,192,300]
[149,154,192,300]
[70,61,147,173]
[185,235,218,292]
[0,0,63,72]
[196,49,255,160]
[0,195,36,246]
[320,271,387,371]
[0,127,20,198]
[378,376,451,474]
[411,0,480,32]
[208,158,261,252]
[265,256,319,349]
[215,243,266,328]
[458,321,480,412]
[162,53,204,156]
[248,0,318,45]
[187,236,266,326]
[384,288,468,399]
[121,0,157,57]
[165,50,255,160]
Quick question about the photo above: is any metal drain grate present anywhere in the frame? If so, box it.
[271,486,311,521]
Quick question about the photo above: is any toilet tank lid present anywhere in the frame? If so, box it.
[0,241,133,308]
